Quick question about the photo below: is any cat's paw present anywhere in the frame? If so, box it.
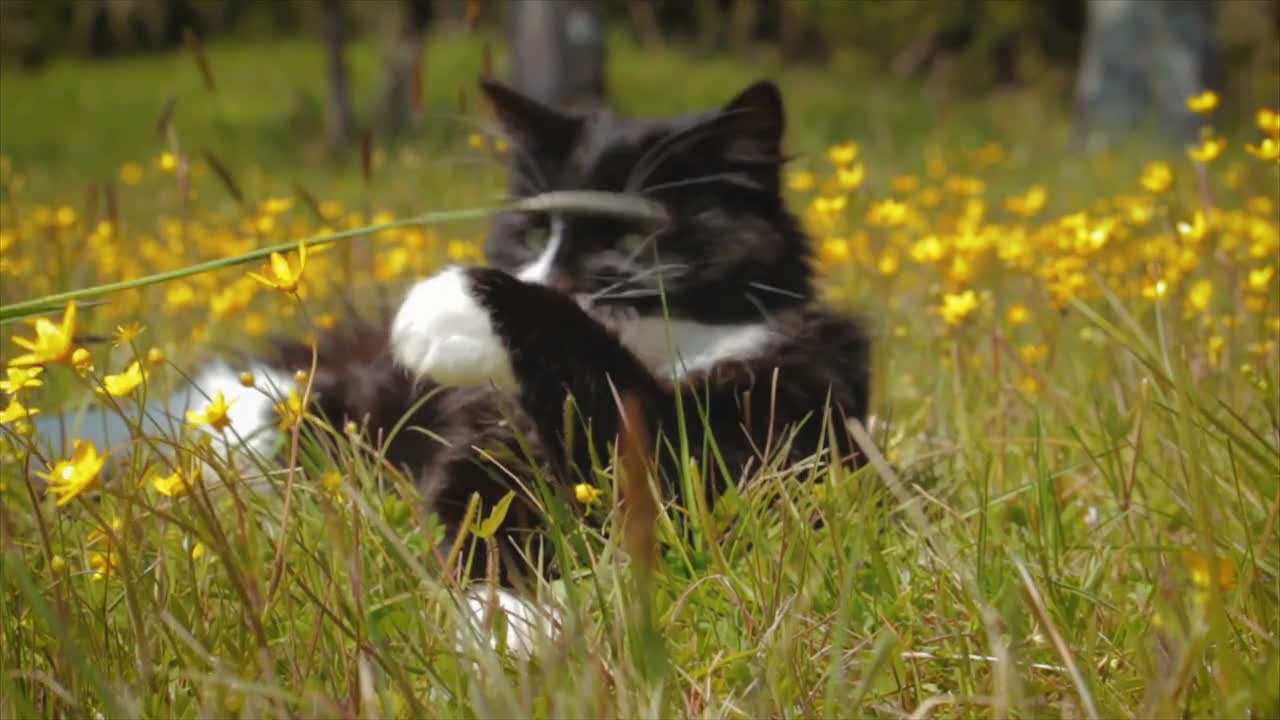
[391,266,516,388]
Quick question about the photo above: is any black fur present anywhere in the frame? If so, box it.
[285,79,871,583]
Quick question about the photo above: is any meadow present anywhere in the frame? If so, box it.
[1,33,1278,719]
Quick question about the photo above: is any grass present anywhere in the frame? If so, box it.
[2,31,1279,719]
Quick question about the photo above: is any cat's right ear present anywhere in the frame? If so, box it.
[479,78,583,152]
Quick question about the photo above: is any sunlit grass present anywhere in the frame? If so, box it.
[1,33,1279,719]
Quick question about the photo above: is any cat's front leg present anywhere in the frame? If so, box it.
[390,266,518,389]
[391,265,662,479]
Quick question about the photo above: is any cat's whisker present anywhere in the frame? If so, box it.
[623,117,741,193]
[639,171,765,195]
[747,281,807,300]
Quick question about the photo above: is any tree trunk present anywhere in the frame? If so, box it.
[381,0,432,137]
[509,0,606,111]
[1074,0,1216,148]
[321,0,354,151]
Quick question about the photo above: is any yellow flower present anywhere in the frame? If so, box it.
[1245,137,1280,161]
[50,555,66,571]
[1181,549,1237,591]
[1188,133,1227,163]
[1018,343,1049,365]
[812,195,847,216]
[877,250,899,276]
[867,199,909,227]
[1208,335,1225,367]
[1256,107,1280,136]
[818,237,850,265]
[1187,279,1213,312]
[1006,303,1030,326]
[0,397,38,424]
[1177,211,1208,242]
[239,371,256,387]
[1140,162,1174,193]
[1248,266,1274,291]
[1006,185,1047,217]
[119,161,144,185]
[37,440,108,506]
[71,348,94,376]
[1142,278,1170,300]
[787,170,816,192]
[99,361,145,398]
[151,471,188,497]
[0,366,43,394]
[157,151,178,173]
[574,483,602,505]
[836,163,865,191]
[940,290,979,326]
[274,388,306,431]
[828,141,859,166]
[90,550,118,581]
[112,322,144,347]
[186,391,236,432]
[467,132,487,150]
[9,302,77,367]
[248,239,307,293]
[1185,90,1219,113]
[146,347,166,366]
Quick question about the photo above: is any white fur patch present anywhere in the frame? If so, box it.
[515,215,564,285]
[390,266,516,388]
[612,315,775,379]
[460,586,562,658]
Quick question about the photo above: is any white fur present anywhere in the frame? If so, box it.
[390,266,516,389]
[612,315,775,379]
[460,586,562,658]
[515,215,565,285]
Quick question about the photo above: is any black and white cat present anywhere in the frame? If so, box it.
[274,78,873,584]
[44,79,870,619]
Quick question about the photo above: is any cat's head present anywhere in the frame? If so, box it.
[480,79,812,326]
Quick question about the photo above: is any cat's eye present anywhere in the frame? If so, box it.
[619,233,650,257]
[523,225,551,252]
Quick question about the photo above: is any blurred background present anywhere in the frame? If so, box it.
[0,0,1276,203]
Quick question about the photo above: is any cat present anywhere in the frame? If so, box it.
[280,77,873,583]
[40,78,872,597]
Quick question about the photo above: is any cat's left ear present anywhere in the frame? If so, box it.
[716,80,785,164]
[480,78,583,154]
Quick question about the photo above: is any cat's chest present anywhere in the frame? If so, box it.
[606,315,777,380]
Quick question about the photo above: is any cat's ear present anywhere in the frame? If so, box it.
[717,80,785,164]
[480,78,582,152]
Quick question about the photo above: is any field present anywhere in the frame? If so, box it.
[2,33,1278,718]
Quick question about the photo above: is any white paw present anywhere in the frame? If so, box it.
[391,266,516,388]
[459,586,562,658]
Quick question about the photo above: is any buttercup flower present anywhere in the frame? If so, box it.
[940,290,979,326]
[1185,90,1219,113]
[99,361,145,398]
[0,397,38,424]
[1245,138,1280,162]
[1188,133,1227,163]
[0,366,43,394]
[574,483,602,505]
[152,471,188,497]
[9,302,77,367]
[71,348,94,375]
[275,388,306,431]
[248,239,307,293]
[1140,162,1173,194]
[828,142,858,166]
[186,390,236,432]
[37,440,109,506]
